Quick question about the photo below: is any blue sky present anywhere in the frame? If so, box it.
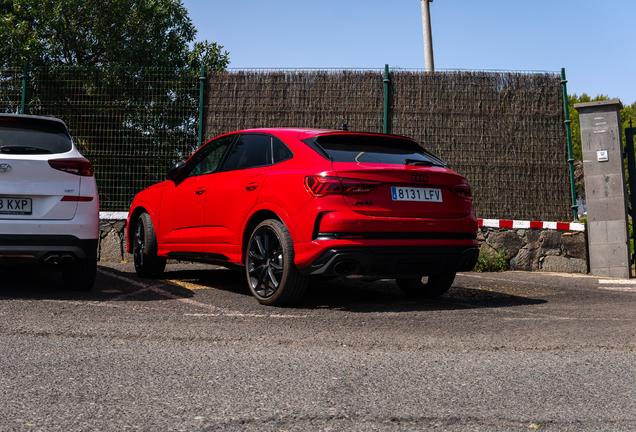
[182,0,635,105]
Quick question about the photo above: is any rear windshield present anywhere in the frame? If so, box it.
[304,134,448,167]
[0,117,72,154]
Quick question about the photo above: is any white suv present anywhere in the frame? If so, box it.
[0,114,99,290]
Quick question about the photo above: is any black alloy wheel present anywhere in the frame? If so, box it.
[246,219,307,306]
[133,213,166,278]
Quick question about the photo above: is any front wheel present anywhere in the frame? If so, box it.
[133,212,166,278]
[245,219,308,306]
[396,271,456,298]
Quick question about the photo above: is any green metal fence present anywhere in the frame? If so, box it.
[1,66,200,211]
[2,65,572,221]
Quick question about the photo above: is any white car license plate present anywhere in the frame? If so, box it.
[391,187,442,202]
[0,197,32,215]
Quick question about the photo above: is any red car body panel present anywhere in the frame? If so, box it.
[127,128,479,277]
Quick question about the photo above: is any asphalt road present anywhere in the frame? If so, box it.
[1,262,635,431]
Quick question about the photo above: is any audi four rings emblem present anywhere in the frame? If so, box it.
[410,174,428,183]
[0,163,11,173]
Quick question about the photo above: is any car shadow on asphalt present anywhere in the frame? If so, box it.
[135,266,547,312]
[0,264,202,302]
[0,264,547,312]
[296,277,547,312]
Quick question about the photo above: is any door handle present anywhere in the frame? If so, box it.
[245,182,258,191]
[195,187,206,195]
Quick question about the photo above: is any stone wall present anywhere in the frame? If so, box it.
[98,218,590,274]
[99,219,132,263]
[478,227,588,273]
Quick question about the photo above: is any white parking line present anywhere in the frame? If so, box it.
[97,269,307,318]
[599,279,636,285]
[598,279,636,292]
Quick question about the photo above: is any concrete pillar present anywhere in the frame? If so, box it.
[575,99,631,278]
[421,0,434,72]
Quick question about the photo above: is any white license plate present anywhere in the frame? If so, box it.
[0,197,32,215]
[391,187,442,202]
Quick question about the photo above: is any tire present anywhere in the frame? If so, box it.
[62,257,97,291]
[133,212,166,278]
[396,271,456,299]
[245,219,308,306]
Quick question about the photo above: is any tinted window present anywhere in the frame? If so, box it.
[0,117,72,154]
[306,134,448,167]
[223,134,272,171]
[188,135,235,177]
[273,137,293,163]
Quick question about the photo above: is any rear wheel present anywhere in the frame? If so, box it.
[133,212,166,278]
[245,219,308,306]
[62,257,97,291]
[396,271,456,298]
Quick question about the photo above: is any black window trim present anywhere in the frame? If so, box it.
[217,133,294,173]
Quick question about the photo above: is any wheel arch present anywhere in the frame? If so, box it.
[126,205,158,253]
[240,204,296,264]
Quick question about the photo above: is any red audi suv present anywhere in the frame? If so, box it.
[127,128,478,305]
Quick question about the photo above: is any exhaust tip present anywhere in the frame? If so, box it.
[43,254,61,264]
[43,253,76,265]
[333,260,361,276]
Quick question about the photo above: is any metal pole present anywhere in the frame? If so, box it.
[560,68,579,221]
[20,64,27,114]
[383,64,390,134]
[421,0,434,72]
[625,121,636,265]
[198,66,205,147]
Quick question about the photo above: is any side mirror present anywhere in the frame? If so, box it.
[167,160,187,182]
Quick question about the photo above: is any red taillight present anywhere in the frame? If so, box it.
[61,196,94,202]
[48,158,94,177]
[305,176,380,197]
[452,185,473,201]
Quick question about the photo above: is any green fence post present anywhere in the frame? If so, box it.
[625,121,636,264]
[198,66,205,147]
[20,64,27,114]
[560,68,579,221]
[383,64,390,134]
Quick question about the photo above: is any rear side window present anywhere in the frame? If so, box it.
[0,117,72,154]
[304,134,448,167]
[273,137,293,163]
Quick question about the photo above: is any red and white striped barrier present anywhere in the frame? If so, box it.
[478,219,585,232]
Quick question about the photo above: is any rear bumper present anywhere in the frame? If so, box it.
[297,244,479,277]
[0,235,98,264]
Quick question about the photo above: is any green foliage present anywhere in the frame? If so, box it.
[0,0,229,209]
[189,41,230,72]
[0,0,229,70]
[473,248,509,273]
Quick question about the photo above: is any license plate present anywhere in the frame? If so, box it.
[0,197,32,215]
[391,187,442,202]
